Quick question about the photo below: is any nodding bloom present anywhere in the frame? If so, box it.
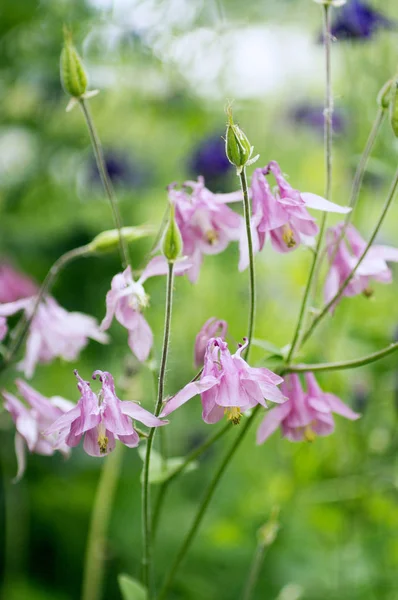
[0,316,7,342]
[168,177,243,282]
[239,161,350,269]
[0,296,108,379]
[257,373,360,444]
[161,337,285,425]
[0,261,38,304]
[324,223,398,309]
[101,256,191,363]
[327,0,395,41]
[2,380,75,481]
[194,317,228,368]
[45,370,167,457]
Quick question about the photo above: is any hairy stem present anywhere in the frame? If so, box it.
[239,168,256,361]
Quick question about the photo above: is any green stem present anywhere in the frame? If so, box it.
[301,162,398,347]
[142,262,174,596]
[0,245,90,375]
[158,407,260,600]
[283,342,398,375]
[286,3,333,364]
[81,443,125,600]
[79,98,129,269]
[239,168,256,361]
[242,543,267,600]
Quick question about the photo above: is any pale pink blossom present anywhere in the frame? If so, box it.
[0,296,108,378]
[257,373,359,444]
[0,316,7,342]
[169,177,243,282]
[194,317,228,367]
[325,223,398,308]
[0,261,38,303]
[161,337,284,424]
[2,379,74,481]
[45,370,167,457]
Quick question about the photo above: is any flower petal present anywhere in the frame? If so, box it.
[301,193,351,214]
[160,375,218,417]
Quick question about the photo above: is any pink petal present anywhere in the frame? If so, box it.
[121,401,167,427]
[160,375,218,417]
[325,394,360,420]
[256,402,291,444]
[127,313,153,362]
[301,193,351,214]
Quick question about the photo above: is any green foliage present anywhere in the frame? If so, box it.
[118,574,147,600]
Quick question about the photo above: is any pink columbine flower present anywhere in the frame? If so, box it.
[0,316,7,342]
[0,296,108,379]
[2,379,75,481]
[161,337,285,425]
[0,261,38,303]
[45,370,167,457]
[101,255,190,363]
[239,161,351,269]
[169,177,243,282]
[194,317,228,368]
[325,223,398,308]
[257,373,360,444]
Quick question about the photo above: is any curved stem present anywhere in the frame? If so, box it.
[79,99,129,269]
[82,443,125,600]
[158,406,260,600]
[239,168,256,361]
[283,342,398,375]
[242,543,267,600]
[142,262,174,597]
[301,163,398,347]
[0,245,90,375]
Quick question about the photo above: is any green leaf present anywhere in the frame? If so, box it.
[252,338,285,357]
[118,574,147,600]
[138,446,198,484]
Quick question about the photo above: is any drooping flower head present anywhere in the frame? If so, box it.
[2,380,75,481]
[257,373,360,444]
[0,261,38,303]
[0,296,108,378]
[0,316,7,342]
[45,370,167,457]
[168,177,243,282]
[324,223,398,309]
[161,337,285,425]
[328,0,395,41]
[101,256,190,363]
[194,317,228,368]
[239,161,350,269]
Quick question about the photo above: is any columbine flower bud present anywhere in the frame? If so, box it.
[225,106,259,174]
[60,28,88,99]
[161,204,183,263]
[389,79,398,137]
[88,225,156,254]
[377,79,393,110]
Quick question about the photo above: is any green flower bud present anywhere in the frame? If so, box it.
[60,28,88,98]
[161,204,183,263]
[377,79,393,110]
[389,79,398,137]
[225,106,259,174]
[88,225,156,254]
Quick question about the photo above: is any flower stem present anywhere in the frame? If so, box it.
[142,262,174,596]
[239,168,256,360]
[242,543,268,600]
[81,443,125,600]
[0,245,90,375]
[283,342,398,375]
[286,3,333,364]
[158,406,260,600]
[79,98,129,269]
[301,162,398,347]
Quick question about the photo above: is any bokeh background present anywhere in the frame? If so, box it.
[1,0,398,598]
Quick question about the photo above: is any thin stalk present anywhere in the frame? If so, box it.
[242,543,268,600]
[301,163,398,347]
[142,262,174,596]
[286,3,333,364]
[0,245,90,374]
[81,443,125,600]
[239,168,256,361]
[79,98,129,268]
[283,342,398,375]
[158,406,260,600]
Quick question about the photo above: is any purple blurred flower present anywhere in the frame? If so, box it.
[0,261,38,304]
[45,370,166,457]
[89,150,145,188]
[169,177,243,282]
[2,379,74,481]
[189,135,232,186]
[0,316,7,342]
[161,337,284,425]
[257,373,360,444]
[328,0,395,41]
[101,256,191,363]
[290,104,346,135]
[0,296,108,378]
[325,223,398,309]
[194,317,228,368]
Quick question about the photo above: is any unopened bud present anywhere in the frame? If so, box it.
[389,79,398,137]
[377,79,393,110]
[88,225,156,254]
[60,28,88,98]
[161,204,182,263]
[225,106,259,174]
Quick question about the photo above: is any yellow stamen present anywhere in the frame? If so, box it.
[224,407,242,425]
[206,230,219,245]
[282,225,296,248]
[304,425,316,443]
[98,434,109,454]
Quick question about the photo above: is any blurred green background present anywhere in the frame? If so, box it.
[1,0,398,598]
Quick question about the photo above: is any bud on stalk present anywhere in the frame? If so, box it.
[162,204,183,263]
[225,106,259,175]
[60,28,88,99]
[377,79,393,110]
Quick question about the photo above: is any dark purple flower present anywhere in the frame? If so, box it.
[290,104,346,135]
[325,0,395,41]
[188,135,232,186]
[89,151,144,188]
